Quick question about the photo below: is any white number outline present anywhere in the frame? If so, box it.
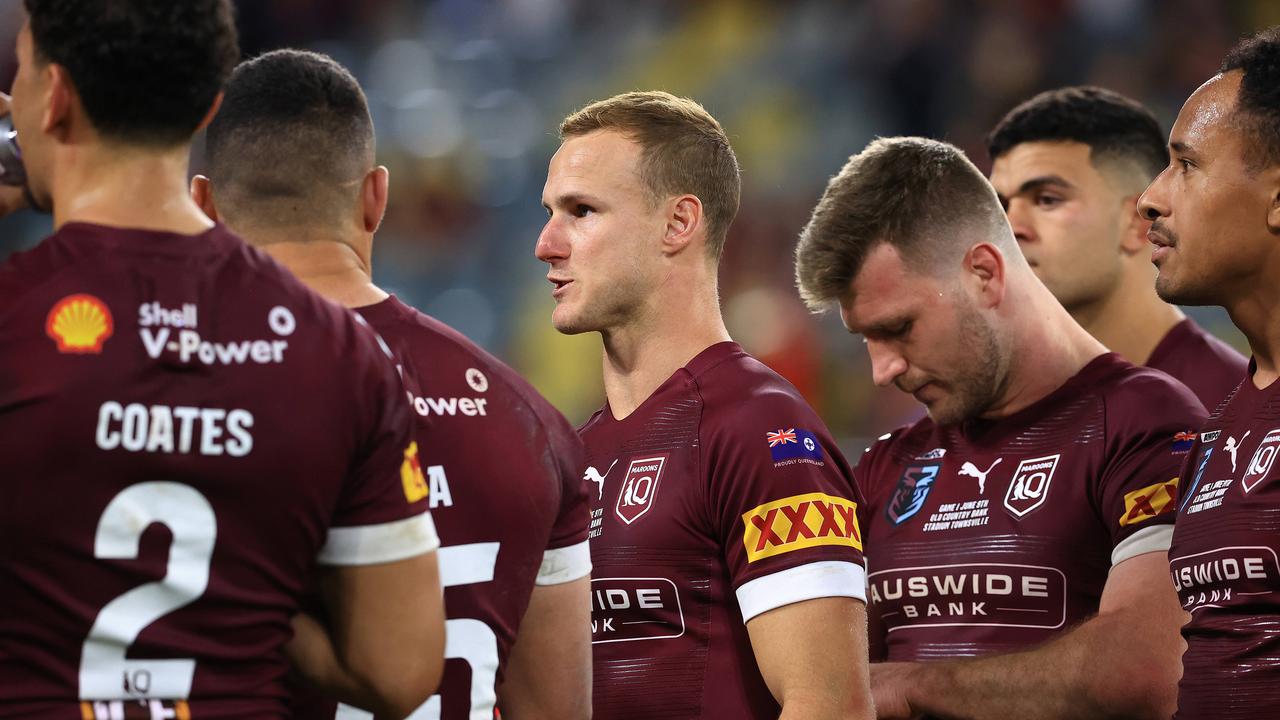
[79,482,218,700]
[337,542,501,720]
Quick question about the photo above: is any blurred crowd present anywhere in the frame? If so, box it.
[0,0,1269,453]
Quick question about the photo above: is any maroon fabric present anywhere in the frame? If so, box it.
[0,223,423,719]
[1146,318,1247,413]
[290,295,590,720]
[582,342,866,719]
[1170,366,1280,719]
[857,353,1205,661]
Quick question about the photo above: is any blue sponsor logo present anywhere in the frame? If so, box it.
[886,464,941,525]
[767,427,824,464]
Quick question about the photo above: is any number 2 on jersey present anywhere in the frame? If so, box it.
[79,482,217,700]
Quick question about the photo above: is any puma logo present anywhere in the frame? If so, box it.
[958,458,1002,495]
[1226,431,1251,473]
[583,460,618,500]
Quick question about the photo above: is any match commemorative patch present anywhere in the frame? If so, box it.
[741,492,861,562]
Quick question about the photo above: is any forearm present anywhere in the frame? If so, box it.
[286,612,391,715]
[779,690,873,720]
[896,611,1175,719]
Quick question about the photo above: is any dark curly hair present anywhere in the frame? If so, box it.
[23,0,239,147]
[987,86,1166,180]
[1221,26,1280,171]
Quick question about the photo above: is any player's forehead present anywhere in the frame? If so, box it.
[542,130,645,202]
[841,243,935,331]
[990,141,1095,193]
[1170,73,1240,154]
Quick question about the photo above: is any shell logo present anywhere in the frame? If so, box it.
[46,294,114,354]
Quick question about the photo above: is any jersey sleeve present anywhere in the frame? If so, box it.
[317,318,438,566]
[704,388,867,623]
[535,406,592,585]
[1098,372,1208,566]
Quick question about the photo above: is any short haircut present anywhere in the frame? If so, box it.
[795,137,1010,310]
[560,91,741,259]
[205,49,374,230]
[24,0,238,147]
[986,86,1166,181]
[1221,26,1280,172]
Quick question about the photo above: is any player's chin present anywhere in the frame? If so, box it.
[551,307,594,336]
[1154,269,1213,307]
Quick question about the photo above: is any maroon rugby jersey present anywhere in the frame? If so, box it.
[294,295,591,720]
[857,353,1204,661]
[583,342,866,719]
[1169,364,1280,719]
[1147,317,1246,412]
[0,223,436,720]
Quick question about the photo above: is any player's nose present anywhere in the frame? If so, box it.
[535,218,569,264]
[1005,200,1035,245]
[1138,169,1172,222]
[867,341,908,388]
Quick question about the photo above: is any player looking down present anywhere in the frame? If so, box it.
[795,136,1204,720]
[0,3,443,719]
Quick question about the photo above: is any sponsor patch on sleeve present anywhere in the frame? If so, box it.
[401,441,429,503]
[742,492,861,562]
[1119,477,1178,527]
[766,427,824,467]
[1172,431,1196,455]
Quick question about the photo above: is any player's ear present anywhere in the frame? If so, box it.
[194,92,224,133]
[1119,194,1150,255]
[362,165,389,234]
[190,175,219,222]
[1264,167,1280,235]
[964,242,1006,309]
[662,194,702,256]
[42,63,75,140]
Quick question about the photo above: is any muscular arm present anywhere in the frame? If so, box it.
[873,551,1185,720]
[497,576,592,720]
[748,597,876,720]
[287,551,446,719]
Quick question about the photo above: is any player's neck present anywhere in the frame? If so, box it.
[599,288,730,421]
[256,237,388,309]
[50,142,212,235]
[1222,270,1280,389]
[1068,266,1184,366]
[981,280,1109,420]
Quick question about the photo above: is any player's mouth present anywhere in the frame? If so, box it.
[1148,225,1175,265]
[548,276,572,299]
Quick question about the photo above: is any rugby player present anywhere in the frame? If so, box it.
[989,86,1246,409]
[537,91,874,719]
[193,49,593,720]
[1137,25,1280,719]
[795,136,1205,719]
[0,4,444,718]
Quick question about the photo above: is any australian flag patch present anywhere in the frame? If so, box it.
[767,427,824,466]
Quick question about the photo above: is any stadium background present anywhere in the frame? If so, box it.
[0,0,1269,456]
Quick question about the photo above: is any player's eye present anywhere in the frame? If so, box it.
[574,204,594,217]
[1033,192,1063,209]
[1177,158,1194,173]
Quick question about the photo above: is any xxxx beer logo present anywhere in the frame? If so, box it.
[46,293,113,353]
[742,492,862,562]
[401,441,429,503]
[1119,477,1178,527]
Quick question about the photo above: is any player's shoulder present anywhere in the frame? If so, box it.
[855,419,936,486]
[1092,353,1206,419]
[369,297,576,429]
[687,342,819,421]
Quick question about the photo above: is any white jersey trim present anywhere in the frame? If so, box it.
[535,539,592,586]
[318,512,440,566]
[736,560,867,623]
[1111,524,1173,566]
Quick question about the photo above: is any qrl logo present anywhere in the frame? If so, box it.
[1003,454,1060,518]
[615,455,667,524]
[1242,429,1280,494]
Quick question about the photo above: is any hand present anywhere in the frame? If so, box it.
[0,92,30,218]
[870,662,924,720]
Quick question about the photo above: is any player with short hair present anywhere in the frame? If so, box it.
[795,136,1204,720]
[537,91,874,719]
[1138,26,1280,719]
[193,49,593,720]
[988,85,1246,409]
[0,4,444,718]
